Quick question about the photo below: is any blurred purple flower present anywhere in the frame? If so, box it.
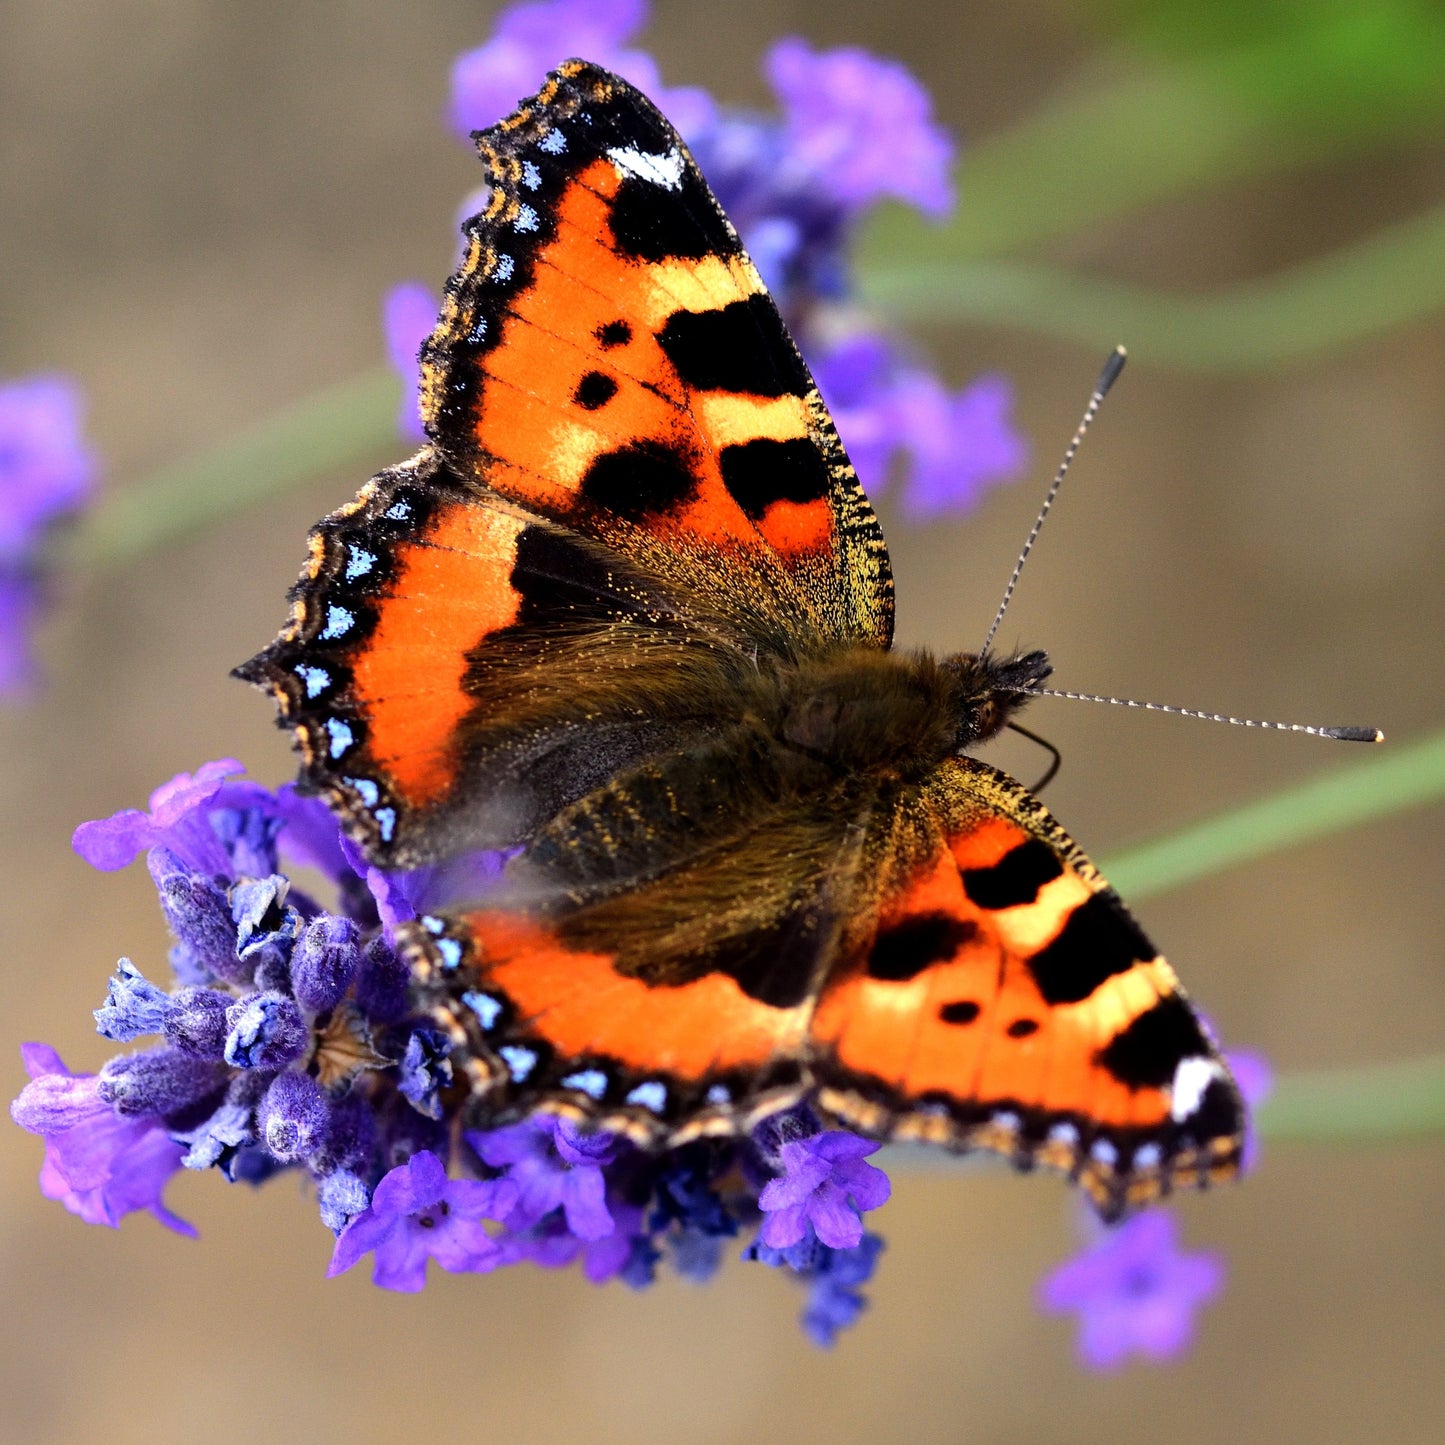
[1039,1210,1225,1371]
[813,337,1028,514]
[757,1129,890,1250]
[894,369,1029,519]
[802,1231,885,1348]
[383,282,439,443]
[11,1043,195,1236]
[0,374,100,697]
[449,0,714,141]
[1227,1046,1273,1173]
[328,1149,517,1291]
[766,37,953,216]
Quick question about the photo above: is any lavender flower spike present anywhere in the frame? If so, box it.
[329,1150,518,1291]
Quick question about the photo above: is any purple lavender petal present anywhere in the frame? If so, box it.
[559,1160,614,1241]
[807,1181,866,1250]
[327,1151,512,1290]
[12,1044,194,1235]
[383,282,439,442]
[1039,1210,1226,1371]
[271,784,354,885]
[896,371,1029,520]
[758,1201,811,1250]
[448,0,645,136]
[765,38,954,216]
[72,759,244,872]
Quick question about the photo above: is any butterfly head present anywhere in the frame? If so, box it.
[945,649,1053,751]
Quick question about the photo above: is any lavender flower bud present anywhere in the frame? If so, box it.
[93,958,172,1041]
[149,848,250,984]
[291,914,361,1015]
[164,985,233,1058]
[224,991,309,1070]
[259,1071,331,1162]
[98,1046,228,1119]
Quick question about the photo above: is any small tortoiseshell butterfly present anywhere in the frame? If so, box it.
[239,60,1244,1220]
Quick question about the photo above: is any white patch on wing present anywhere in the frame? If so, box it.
[606,145,684,190]
[1170,1055,1225,1122]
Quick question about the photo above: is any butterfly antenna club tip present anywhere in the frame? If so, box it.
[980,347,1128,658]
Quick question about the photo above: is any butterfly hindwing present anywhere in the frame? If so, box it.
[403,754,1242,1220]
[809,757,1244,1219]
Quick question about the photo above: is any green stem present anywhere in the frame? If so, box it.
[1098,728,1445,900]
[856,15,1445,269]
[861,201,1445,369]
[1257,1053,1445,1142]
[71,368,401,571]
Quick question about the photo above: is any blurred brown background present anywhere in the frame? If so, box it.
[2,3,1441,1442]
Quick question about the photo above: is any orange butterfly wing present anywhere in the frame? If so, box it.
[404,756,1242,1221]
[421,60,892,648]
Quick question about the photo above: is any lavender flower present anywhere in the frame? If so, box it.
[0,374,99,696]
[328,1150,517,1291]
[811,338,1029,513]
[448,0,714,143]
[765,37,953,217]
[756,1130,891,1250]
[1039,1210,1225,1370]
[383,282,438,443]
[470,1115,620,1241]
[11,1043,194,1236]
[801,1232,885,1348]
[17,753,901,1341]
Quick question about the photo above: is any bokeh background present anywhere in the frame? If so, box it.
[2,2,1441,1441]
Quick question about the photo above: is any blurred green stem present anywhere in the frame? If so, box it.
[860,202,1445,369]
[1100,728,1445,899]
[857,12,1445,268]
[1258,1053,1445,1142]
[71,368,401,571]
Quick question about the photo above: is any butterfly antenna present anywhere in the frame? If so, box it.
[1019,686,1383,743]
[980,346,1128,658]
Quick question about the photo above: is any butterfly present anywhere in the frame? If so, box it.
[237,59,1243,1221]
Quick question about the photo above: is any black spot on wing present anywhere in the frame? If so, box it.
[1026,892,1154,1005]
[938,1000,980,1025]
[607,169,740,262]
[596,320,631,348]
[867,913,977,982]
[501,525,651,630]
[579,441,699,521]
[1006,1018,1040,1039]
[961,838,1064,910]
[574,371,618,410]
[719,439,832,521]
[1096,994,1211,1090]
[1182,1077,1242,1141]
[657,297,812,398]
